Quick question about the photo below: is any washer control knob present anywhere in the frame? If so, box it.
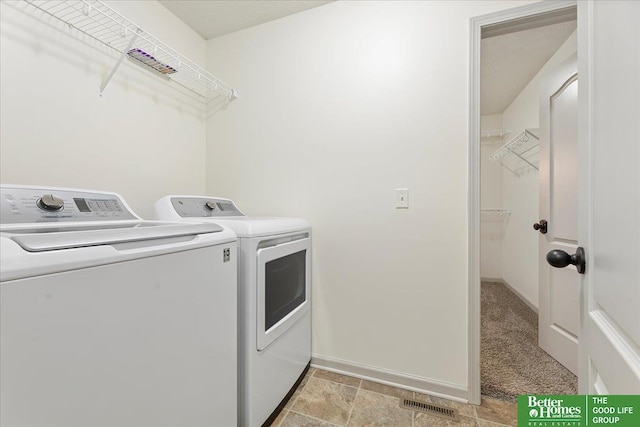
[205,201,217,210]
[37,194,64,211]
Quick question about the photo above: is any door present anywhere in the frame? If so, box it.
[256,237,311,351]
[538,54,579,374]
[576,0,640,392]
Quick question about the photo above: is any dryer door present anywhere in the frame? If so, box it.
[256,237,310,351]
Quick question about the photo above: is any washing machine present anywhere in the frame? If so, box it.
[154,195,311,427]
[0,185,238,427]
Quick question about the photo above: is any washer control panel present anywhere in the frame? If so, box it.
[170,197,244,218]
[1,186,137,224]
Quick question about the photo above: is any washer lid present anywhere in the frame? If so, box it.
[6,222,223,252]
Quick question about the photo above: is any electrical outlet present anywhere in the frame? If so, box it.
[396,188,408,209]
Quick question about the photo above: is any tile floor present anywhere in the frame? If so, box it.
[268,368,518,427]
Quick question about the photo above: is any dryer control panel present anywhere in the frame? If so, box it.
[0,186,138,224]
[170,197,244,218]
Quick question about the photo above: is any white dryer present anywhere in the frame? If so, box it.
[0,185,238,427]
[154,196,311,427]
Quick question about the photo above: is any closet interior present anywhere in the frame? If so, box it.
[479,12,578,402]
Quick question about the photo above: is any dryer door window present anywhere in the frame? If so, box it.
[264,250,306,331]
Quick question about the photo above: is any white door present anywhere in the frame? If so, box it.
[538,54,580,375]
[576,0,640,393]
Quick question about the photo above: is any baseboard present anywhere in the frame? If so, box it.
[310,354,468,403]
[481,277,538,314]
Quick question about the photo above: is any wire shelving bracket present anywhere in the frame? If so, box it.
[489,128,540,177]
[23,0,238,104]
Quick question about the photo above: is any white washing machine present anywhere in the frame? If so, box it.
[154,196,311,427]
[0,185,238,427]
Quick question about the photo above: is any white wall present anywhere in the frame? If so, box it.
[206,0,536,396]
[0,1,207,218]
[480,114,506,279]
[501,29,577,307]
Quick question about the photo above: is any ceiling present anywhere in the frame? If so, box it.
[481,20,577,115]
[159,1,575,116]
[159,0,333,40]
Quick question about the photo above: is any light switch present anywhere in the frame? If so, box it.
[396,188,408,209]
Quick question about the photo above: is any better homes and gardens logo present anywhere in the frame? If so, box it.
[523,395,583,426]
[518,395,640,427]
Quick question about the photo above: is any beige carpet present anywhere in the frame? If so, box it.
[481,281,577,402]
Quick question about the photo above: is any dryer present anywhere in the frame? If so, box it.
[0,185,238,427]
[155,196,311,427]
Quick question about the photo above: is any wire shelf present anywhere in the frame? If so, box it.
[481,209,512,216]
[23,0,238,104]
[489,128,539,176]
[480,129,511,139]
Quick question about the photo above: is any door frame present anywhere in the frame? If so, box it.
[467,0,578,405]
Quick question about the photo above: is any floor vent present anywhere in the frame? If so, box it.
[400,398,460,421]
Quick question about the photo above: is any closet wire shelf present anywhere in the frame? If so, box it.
[489,128,539,177]
[481,209,511,216]
[481,129,511,139]
[23,0,238,104]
